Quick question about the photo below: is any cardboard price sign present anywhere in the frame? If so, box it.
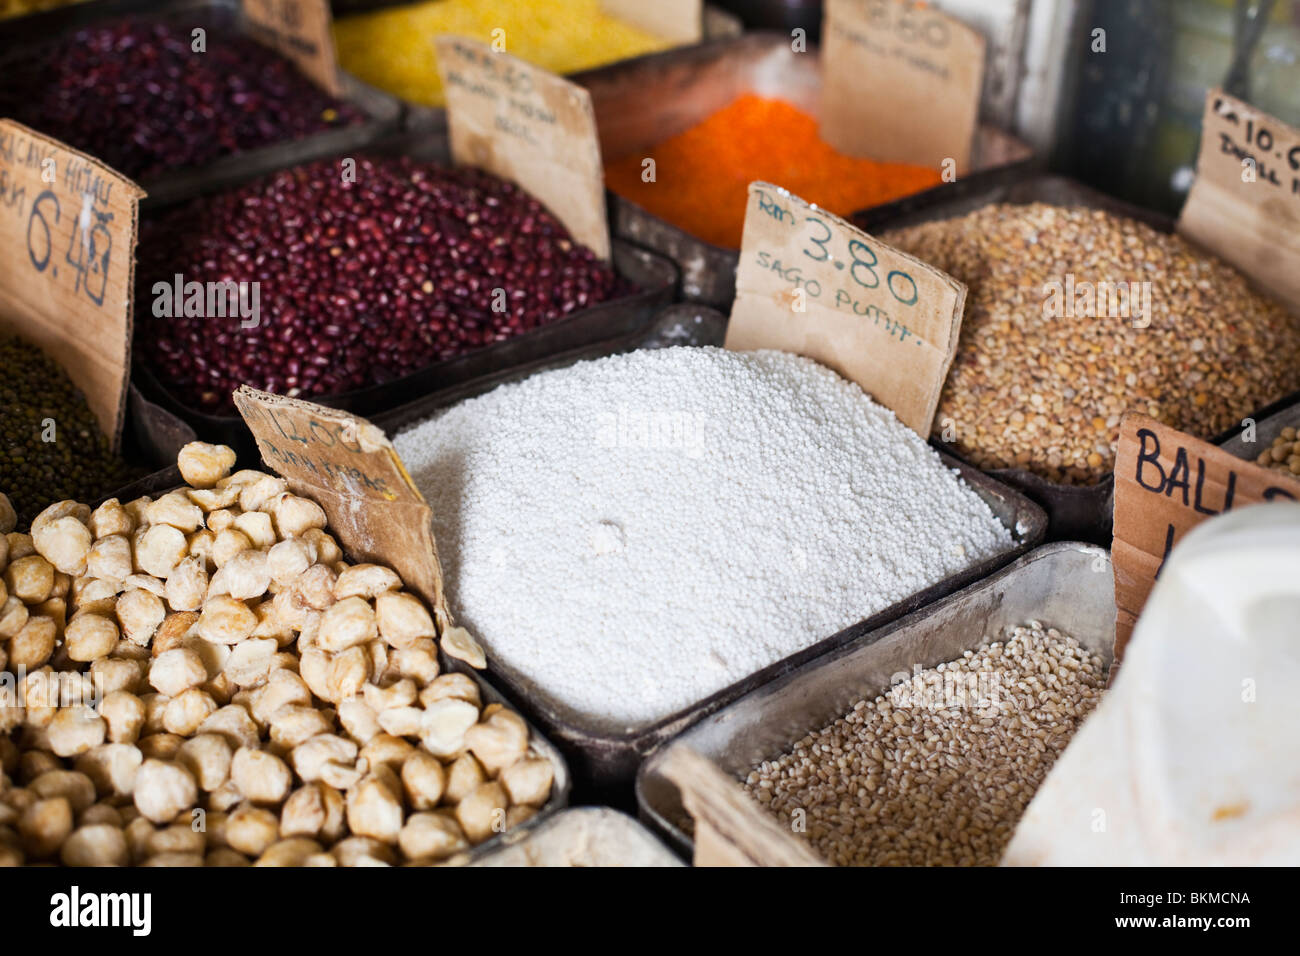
[233,386,451,628]
[0,121,145,449]
[821,0,985,173]
[435,36,611,261]
[657,747,826,867]
[726,182,965,436]
[1111,413,1297,660]
[241,0,342,97]
[600,0,702,43]
[1177,89,1300,309]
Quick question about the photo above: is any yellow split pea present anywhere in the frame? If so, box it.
[334,0,676,106]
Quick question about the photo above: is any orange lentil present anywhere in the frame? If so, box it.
[604,94,944,249]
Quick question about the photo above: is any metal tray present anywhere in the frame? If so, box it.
[86,470,574,864]
[1216,388,1300,469]
[377,306,1047,801]
[569,32,1037,306]
[636,540,1117,858]
[130,133,679,462]
[854,174,1180,546]
[464,806,682,867]
[0,0,403,208]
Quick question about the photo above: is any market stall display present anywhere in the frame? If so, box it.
[0,442,566,867]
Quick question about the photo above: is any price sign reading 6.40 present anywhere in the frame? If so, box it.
[0,121,144,448]
[727,182,967,436]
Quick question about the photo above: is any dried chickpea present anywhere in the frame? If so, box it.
[337,699,381,745]
[377,706,423,738]
[175,734,233,792]
[123,573,166,598]
[456,781,509,845]
[6,554,54,604]
[177,442,237,489]
[79,804,123,827]
[206,509,239,533]
[146,823,205,857]
[100,690,145,744]
[419,673,480,708]
[225,804,280,856]
[334,565,401,602]
[197,596,256,645]
[420,698,479,757]
[141,852,204,867]
[88,499,133,539]
[165,556,208,611]
[162,688,218,736]
[251,669,311,724]
[9,616,56,671]
[234,511,275,549]
[331,835,396,867]
[346,773,403,844]
[271,495,326,539]
[136,525,187,579]
[268,705,332,749]
[441,626,486,669]
[6,533,35,560]
[186,530,216,571]
[138,734,185,761]
[86,534,133,583]
[47,707,107,757]
[117,587,166,645]
[29,769,96,813]
[326,644,371,700]
[145,491,204,533]
[0,595,29,638]
[444,752,486,805]
[90,658,145,696]
[373,592,436,650]
[464,708,529,775]
[400,752,445,810]
[255,837,327,867]
[209,549,270,600]
[133,759,198,824]
[266,538,314,587]
[236,475,287,513]
[75,743,142,799]
[281,782,345,841]
[206,848,250,866]
[400,812,468,861]
[318,596,378,653]
[61,824,129,867]
[187,486,239,512]
[230,748,292,805]
[0,493,16,534]
[290,734,358,784]
[150,648,208,697]
[499,758,554,807]
[19,796,73,857]
[358,733,414,773]
[197,704,260,750]
[63,612,118,662]
[292,564,337,611]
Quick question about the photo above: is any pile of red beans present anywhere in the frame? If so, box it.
[0,17,361,179]
[136,156,630,412]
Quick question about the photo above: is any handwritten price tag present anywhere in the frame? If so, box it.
[233,386,451,628]
[435,35,610,260]
[821,0,985,172]
[1177,88,1300,309]
[241,0,342,97]
[1111,413,1296,662]
[0,121,144,449]
[726,182,965,436]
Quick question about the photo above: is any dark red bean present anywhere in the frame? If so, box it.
[137,157,632,413]
[0,17,362,180]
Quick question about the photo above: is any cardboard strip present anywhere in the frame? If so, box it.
[726,182,965,436]
[820,0,986,173]
[435,35,611,261]
[240,0,343,97]
[600,0,703,43]
[232,386,451,629]
[1111,413,1297,660]
[0,121,145,450]
[657,747,827,867]
[1177,89,1300,310]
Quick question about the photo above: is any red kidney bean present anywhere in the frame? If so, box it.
[0,17,362,180]
[137,156,631,413]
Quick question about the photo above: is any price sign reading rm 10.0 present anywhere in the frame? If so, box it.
[727,182,966,437]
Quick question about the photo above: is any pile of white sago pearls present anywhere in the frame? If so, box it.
[397,348,1013,731]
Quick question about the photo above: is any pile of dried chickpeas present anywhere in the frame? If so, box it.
[0,442,553,867]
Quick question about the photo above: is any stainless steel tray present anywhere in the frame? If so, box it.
[636,540,1116,858]
[464,806,682,867]
[572,32,1036,306]
[377,307,1047,801]
[1216,388,1300,467]
[0,0,403,208]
